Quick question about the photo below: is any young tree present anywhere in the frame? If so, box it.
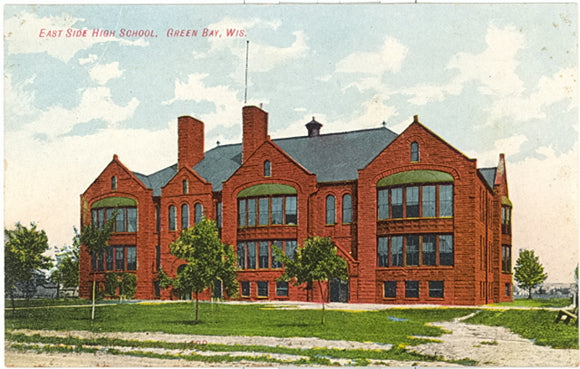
[160,219,238,322]
[51,228,81,298]
[514,249,548,299]
[274,236,348,324]
[5,223,53,311]
[80,212,117,320]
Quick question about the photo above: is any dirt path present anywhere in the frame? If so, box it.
[410,313,580,367]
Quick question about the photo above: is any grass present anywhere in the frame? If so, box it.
[5,302,474,346]
[463,309,578,349]
[490,298,572,308]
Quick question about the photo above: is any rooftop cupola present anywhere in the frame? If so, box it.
[306,117,323,137]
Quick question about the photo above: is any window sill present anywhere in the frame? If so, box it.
[257,296,269,299]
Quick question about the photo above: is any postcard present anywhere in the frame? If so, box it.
[3,2,578,367]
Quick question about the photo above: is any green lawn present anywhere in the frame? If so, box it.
[463,309,578,349]
[5,302,472,346]
[490,298,572,308]
[4,298,92,308]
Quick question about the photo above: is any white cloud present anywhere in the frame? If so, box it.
[162,73,243,128]
[89,62,123,85]
[448,24,526,97]
[336,36,408,75]
[466,134,528,166]
[488,67,578,122]
[23,87,139,138]
[4,73,38,122]
[4,11,147,63]
[79,54,98,65]
[508,145,578,283]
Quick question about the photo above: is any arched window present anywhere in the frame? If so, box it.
[111,176,117,190]
[326,195,335,225]
[264,160,271,176]
[182,180,189,194]
[181,204,190,230]
[411,142,420,162]
[342,194,352,224]
[169,205,176,231]
[194,203,203,224]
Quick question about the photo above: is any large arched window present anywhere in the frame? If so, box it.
[181,204,190,230]
[411,142,420,162]
[91,196,137,233]
[237,184,298,227]
[194,203,203,224]
[169,205,176,231]
[326,195,336,225]
[342,194,352,224]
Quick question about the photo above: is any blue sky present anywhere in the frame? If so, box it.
[3,3,578,282]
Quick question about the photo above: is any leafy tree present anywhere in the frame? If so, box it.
[514,249,548,299]
[80,211,117,320]
[5,223,53,311]
[120,273,137,299]
[50,228,81,298]
[160,219,238,322]
[274,236,348,324]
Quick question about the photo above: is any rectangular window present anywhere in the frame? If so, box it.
[377,237,389,267]
[169,206,176,231]
[406,235,419,266]
[271,197,283,225]
[247,242,256,269]
[439,185,453,217]
[406,186,419,217]
[237,243,246,269]
[422,186,436,217]
[429,281,444,298]
[115,247,124,271]
[216,202,222,228]
[505,283,511,297]
[156,245,161,271]
[127,208,137,232]
[342,194,352,224]
[378,189,389,220]
[285,240,297,260]
[257,281,268,297]
[259,198,269,226]
[247,199,257,226]
[439,235,454,266]
[155,206,160,233]
[276,281,289,296]
[238,199,246,227]
[502,245,512,273]
[96,252,104,271]
[271,241,283,269]
[259,241,269,268]
[241,281,250,297]
[106,246,114,270]
[384,281,397,298]
[127,246,136,270]
[285,196,297,225]
[405,280,419,298]
[116,208,126,232]
[391,236,403,266]
[422,235,436,266]
[391,188,403,218]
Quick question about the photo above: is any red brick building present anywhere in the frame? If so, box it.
[80,105,513,305]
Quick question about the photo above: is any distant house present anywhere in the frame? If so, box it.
[80,105,513,305]
[9,270,58,299]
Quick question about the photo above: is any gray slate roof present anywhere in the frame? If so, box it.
[133,127,398,195]
[478,167,497,189]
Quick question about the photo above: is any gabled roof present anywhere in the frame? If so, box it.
[478,167,497,189]
[133,127,398,193]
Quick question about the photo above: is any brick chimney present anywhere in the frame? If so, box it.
[178,115,204,170]
[242,105,268,162]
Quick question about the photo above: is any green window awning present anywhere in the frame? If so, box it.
[502,196,513,207]
[91,196,137,208]
[237,184,297,198]
[377,170,454,188]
